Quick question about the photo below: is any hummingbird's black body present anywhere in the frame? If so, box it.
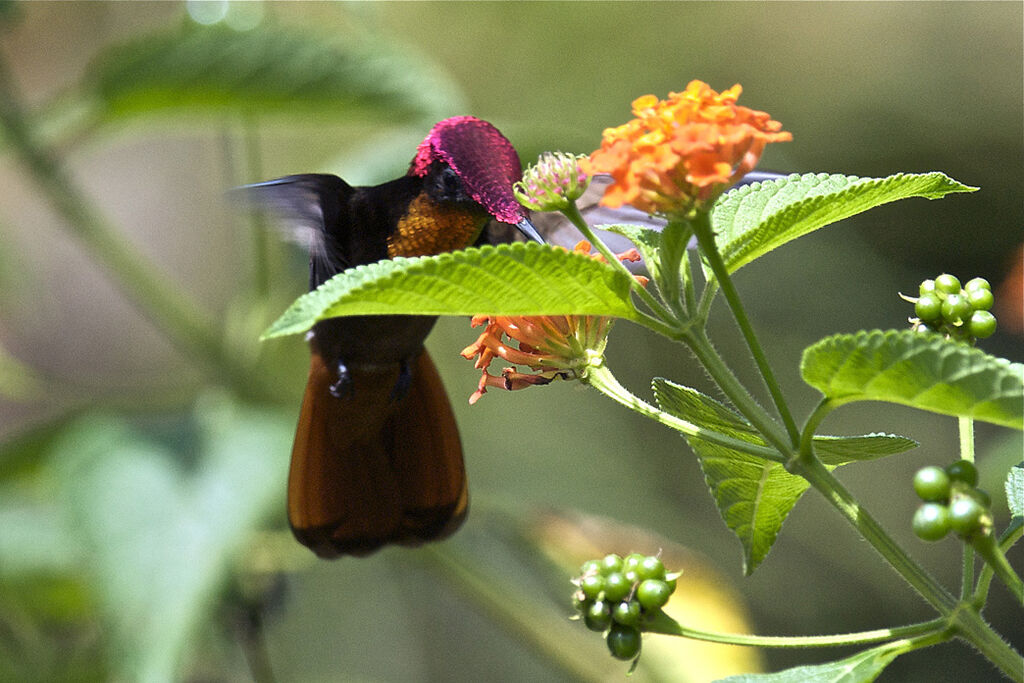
[246,118,540,558]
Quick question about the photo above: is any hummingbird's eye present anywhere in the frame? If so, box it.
[432,166,471,204]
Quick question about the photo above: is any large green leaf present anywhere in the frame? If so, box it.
[711,173,977,274]
[652,379,914,574]
[262,242,640,338]
[715,640,907,683]
[43,22,462,138]
[801,329,1023,429]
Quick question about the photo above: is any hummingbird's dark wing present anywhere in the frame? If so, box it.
[233,174,355,288]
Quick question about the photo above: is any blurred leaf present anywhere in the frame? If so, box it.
[0,343,42,401]
[52,397,291,683]
[43,22,464,139]
[1006,462,1024,519]
[801,329,1023,429]
[715,640,906,683]
[711,173,977,275]
[262,242,640,338]
[652,380,914,574]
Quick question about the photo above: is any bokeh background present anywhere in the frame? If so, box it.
[0,2,1021,682]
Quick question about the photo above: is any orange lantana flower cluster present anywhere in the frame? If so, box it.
[461,241,646,404]
[586,80,792,216]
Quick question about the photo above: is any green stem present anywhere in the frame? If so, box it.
[958,416,976,463]
[959,417,976,599]
[560,202,676,323]
[690,210,800,445]
[645,610,949,649]
[683,330,793,457]
[0,55,268,401]
[971,533,1024,605]
[797,455,957,611]
[975,519,1024,606]
[584,362,784,462]
[418,546,611,682]
[948,607,1024,680]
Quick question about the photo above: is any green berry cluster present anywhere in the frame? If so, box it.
[912,460,993,542]
[905,274,996,341]
[571,553,678,662]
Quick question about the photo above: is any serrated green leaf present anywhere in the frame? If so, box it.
[715,640,906,683]
[814,433,918,465]
[711,173,977,274]
[652,380,913,574]
[801,329,1023,429]
[262,242,639,338]
[1007,462,1024,518]
[63,23,461,131]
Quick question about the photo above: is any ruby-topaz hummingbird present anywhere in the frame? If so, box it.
[243,117,543,559]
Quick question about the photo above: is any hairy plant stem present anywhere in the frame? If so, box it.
[0,55,270,402]
[690,210,800,445]
[584,362,783,461]
[959,417,976,599]
[645,610,950,649]
[796,455,1023,679]
[561,202,677,323]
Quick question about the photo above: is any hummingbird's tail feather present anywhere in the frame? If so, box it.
[287,350,467,558]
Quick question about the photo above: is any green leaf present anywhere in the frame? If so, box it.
[715,640,906,683]
[801,329,1023,429]
[652,379,912,574]
[1006,462,1024,519]
[53,399,292,682]
[48,23,462,137]
[262,242,640,338]
[711,173,977,274]
[814,433,919,465]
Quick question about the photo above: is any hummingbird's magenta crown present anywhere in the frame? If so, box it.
[409,116,527,225]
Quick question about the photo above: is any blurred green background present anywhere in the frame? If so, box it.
[0,2,1021,682]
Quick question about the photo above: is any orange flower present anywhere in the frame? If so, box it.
[461,241,647,404]
[585,80,792,216]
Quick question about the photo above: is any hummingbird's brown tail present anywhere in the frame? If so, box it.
[287,349,467,558]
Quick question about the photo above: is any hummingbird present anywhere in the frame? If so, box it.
[244,116,544,559]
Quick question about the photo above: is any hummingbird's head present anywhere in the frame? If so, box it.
[409,117,540,243]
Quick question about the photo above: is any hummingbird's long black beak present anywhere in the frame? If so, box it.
[515,218,546,244]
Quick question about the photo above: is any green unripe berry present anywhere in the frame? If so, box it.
[585,600,612,632]
[949,496,985,536]
[913,466,951,502]
[915,294,943,322]
[912,503,951,541]
[600,553,624,575]
[637,556,666,581]
[623,553,645,571]
[968,310,997,339]
[968,487,992,509]
[966,287,994,312]
[580,574,606,600]
[603,572,632,602]
[918,279,937,297]
[606,624,642,660]
[964,277,991,293]
[580,559,603,576]
[941,293,972,325]
[934,273,961,295]
[636,579,672,610]
[612,599,642,627]
[945,460,978,487]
